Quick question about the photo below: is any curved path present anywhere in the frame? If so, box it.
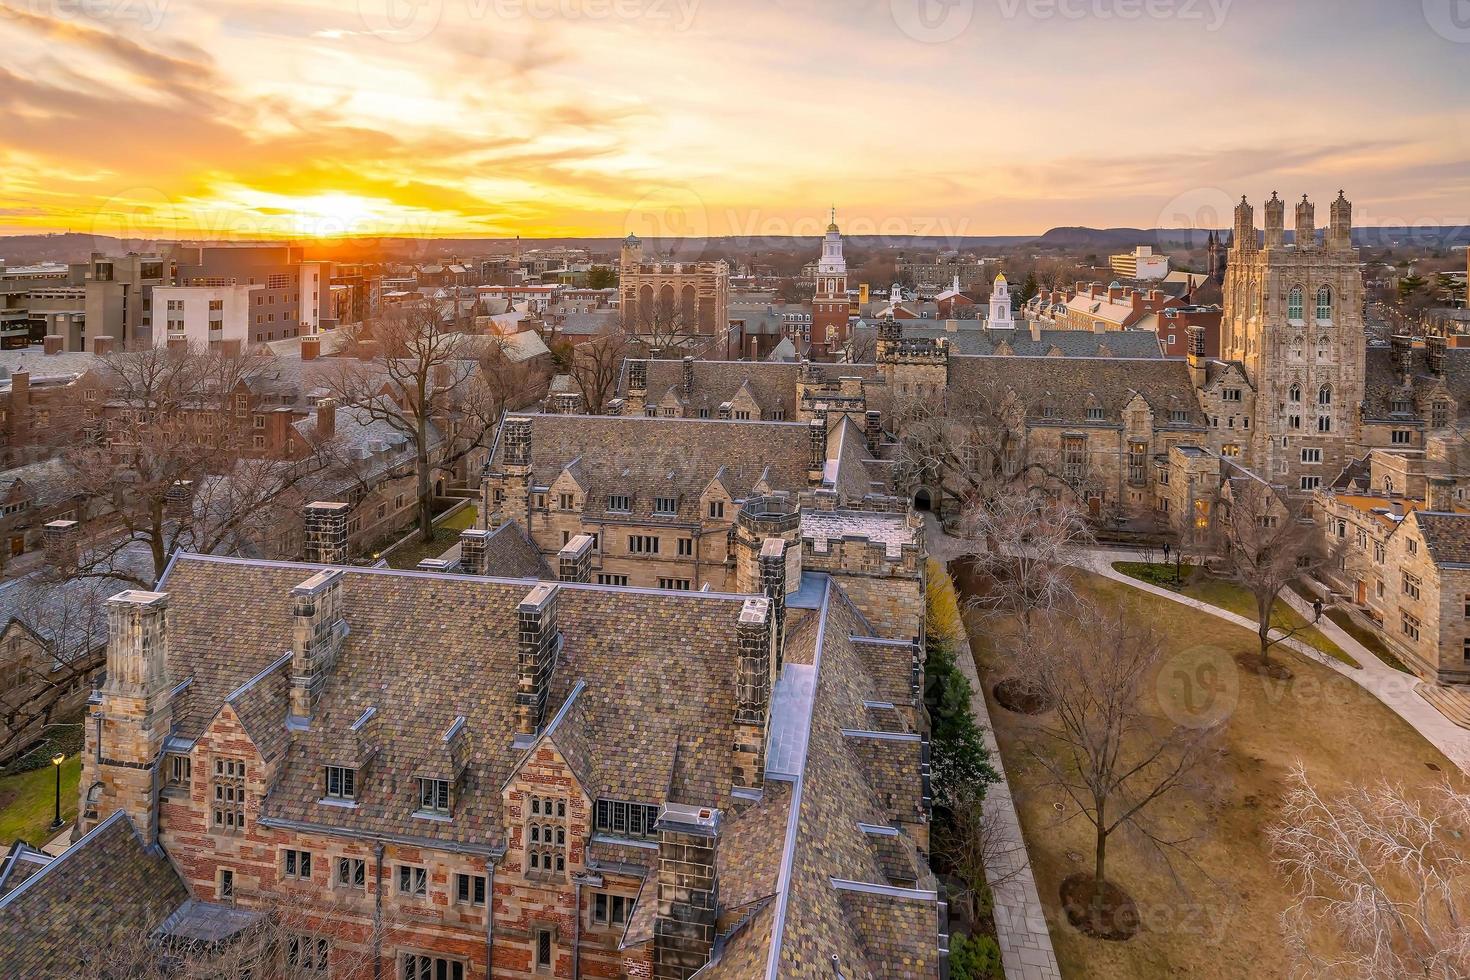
[1069,546,1470,775]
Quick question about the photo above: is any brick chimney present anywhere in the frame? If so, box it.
[865,410,882,454]
[459,528,489,575]
[515,583,560,738]
[606,397,624,417]
[42,335,62,355]
[303,501,351,564]
[558,534,594,583]
[43,519,80,570]
[288,569,346,726]
[92,336,116,356]
[81,591,174,840]
[732,595,773,792]
[1391,334,1414,381]
[316,398,337,440]
[1426,336,1446,376]
[301,336,321,361]
[653,804,722,980]
[682,355,695,399]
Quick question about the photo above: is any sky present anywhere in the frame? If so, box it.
[1,0,1467,241]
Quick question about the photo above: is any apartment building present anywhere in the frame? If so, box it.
[168,244,329,344]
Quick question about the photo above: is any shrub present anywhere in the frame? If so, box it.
[950,932,1003,980]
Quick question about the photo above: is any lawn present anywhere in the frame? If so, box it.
[956,567,1464,980]
[382,504,479,570]
[1113,562,1359,668]
[0,754,80,848]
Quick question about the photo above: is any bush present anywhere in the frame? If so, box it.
[950,932,1003,980]
[924,565,999,809]
[926,558,966,649]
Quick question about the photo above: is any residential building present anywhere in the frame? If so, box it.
[152,284,259,350]
[168,244,329,344]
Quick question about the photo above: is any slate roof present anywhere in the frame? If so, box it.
[1363,345,1470,422]
[0,811,188,978]
[852,321,1166,358]
[620,359,883,422]
[477,520,554,579]
[488,414,830,521]
[1412,511,1470,566]
[949,355,1207,427]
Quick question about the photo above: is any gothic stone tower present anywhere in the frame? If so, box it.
[1221,191,1363,490]
[811,208,849,355]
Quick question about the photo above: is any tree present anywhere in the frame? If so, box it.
[321,306,540,544]
[1019,602,1223,938]
[568,327,631,415]
[948,932,1003,980]
[893,386,1032,516]
[585,265,617,290]
[1270,764,1470,979]
[1016,270,1039,305]
[53,345,329,586]
[1214,477,1325,675]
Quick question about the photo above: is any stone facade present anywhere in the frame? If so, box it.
[619,236,730,342]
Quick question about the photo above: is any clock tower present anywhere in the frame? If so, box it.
[811,207,850,357]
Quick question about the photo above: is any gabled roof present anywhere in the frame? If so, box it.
[949,355,1205,426]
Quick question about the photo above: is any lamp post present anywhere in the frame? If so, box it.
[49,753,65,831]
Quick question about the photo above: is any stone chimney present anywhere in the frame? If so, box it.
[42,335,62,355]
[682,355,695,399]
[1294,194,1316,248]
[758,538,789,670]
[1187,325,1208,389]
[1426,335,1446,376]
[92,336,116,356]
[718,402,732,421]
[459,528,489,575]
[43,519,80,570]
[558,534,594,583]
[865,410,882,454]
[301,336,321,361]
[653,804,722,980]
[734,495,802,594]
[1429,477,1456,513]
[288,569,346,726]
[627,359,649,414]
[808,417,827,486]
[316,398,337,440]
[1093,319,1107,335]
[732,595,773,792]
[499,416,533,530]
[304,501,351,564]
[82,591,174,840]
[1264,191,1285,249]
[1028,321,1042,343]
[606,397,624,417]
[1391,334,1415,381]
[515,583,560,738]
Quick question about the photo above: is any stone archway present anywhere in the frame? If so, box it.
[913,488,933,512]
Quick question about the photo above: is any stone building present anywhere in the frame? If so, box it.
[62,527,943,977]
[618,235,731,342]
[1220,192,1365,490]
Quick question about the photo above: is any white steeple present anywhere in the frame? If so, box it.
[818,206,846,278]
[988,272,1014,330]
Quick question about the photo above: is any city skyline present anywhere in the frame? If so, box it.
[2,0,1468,241]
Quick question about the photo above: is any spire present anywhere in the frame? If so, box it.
[827,205,839,234]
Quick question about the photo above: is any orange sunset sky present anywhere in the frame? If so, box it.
[1,0,1467,241]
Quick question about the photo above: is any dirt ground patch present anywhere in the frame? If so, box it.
[955,563,1465,980]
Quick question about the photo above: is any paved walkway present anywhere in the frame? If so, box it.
[1070,547,1470,774]
[955,633,1063,980]
[924,515,1062,980]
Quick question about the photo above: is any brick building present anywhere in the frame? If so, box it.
[59,518,943,976]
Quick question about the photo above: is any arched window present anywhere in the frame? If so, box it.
[1317,335,1331,360]
[1289,335,1304,360]
[1288,384,1301,403]
[1288,286,1304,322]
[1251,283,1260,318]
[1318,384,1332,406]
[1316,286,1332,321]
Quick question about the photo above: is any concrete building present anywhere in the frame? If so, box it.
[1109,245,1170,280]
[168,244,329,344]
[152,284,260,350]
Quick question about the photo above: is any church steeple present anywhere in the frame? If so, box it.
[812,207,849,354]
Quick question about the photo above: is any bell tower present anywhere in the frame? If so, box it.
[811,207,849,356]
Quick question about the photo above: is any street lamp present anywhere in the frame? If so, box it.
[49,753,65,831]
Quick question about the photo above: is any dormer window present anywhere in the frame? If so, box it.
[324,765,356,801]
[1086,407,1104,421]
[1391,399,1412,415]
[607,494,631,513]
[1169,409,1189,424]
[594,799,660,840]
[417,777,450,814]
[654,496,677,516]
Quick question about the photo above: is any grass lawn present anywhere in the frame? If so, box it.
[383,504,479,570]
[0,754,80,847]
[956,567,1464,980]
[1114,562,1359,668]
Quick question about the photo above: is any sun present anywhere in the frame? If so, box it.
[287,193,379,237]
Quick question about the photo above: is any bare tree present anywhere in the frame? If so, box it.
[52,345,328,586]
[955,488,1092,651]
[320,306,540,543]
[1270,764,1470,979]
[1214,477,1325,675]
[844,329,877,365]
[568,328,631,415]
[1020,602,1224,938]
[642,302,705,355]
